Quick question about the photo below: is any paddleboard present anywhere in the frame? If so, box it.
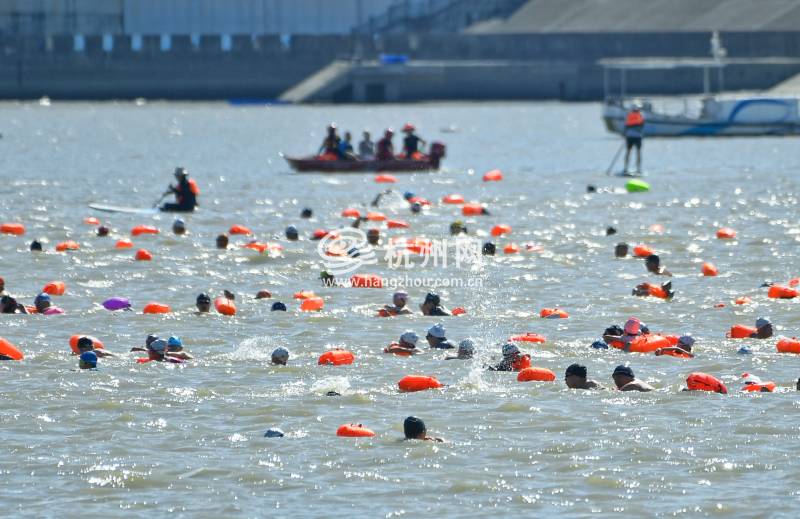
[88,203,159,215]
[615,171,646,178]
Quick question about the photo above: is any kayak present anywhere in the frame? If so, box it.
[284,142,446,173]
[88,203,159,215]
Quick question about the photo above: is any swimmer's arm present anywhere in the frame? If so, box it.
[95,350,114,358]
[130,347,146,352]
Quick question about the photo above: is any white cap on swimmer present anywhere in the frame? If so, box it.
[427,323,446,339]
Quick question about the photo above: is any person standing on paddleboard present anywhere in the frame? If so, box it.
[161,167,198,212]
[623,102,645,175]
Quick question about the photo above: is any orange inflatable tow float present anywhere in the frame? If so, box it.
[482,169,503,182]
[741,373,775,392]
[768,285,797,299]
[115,239,134,249]
[42,281,66,296]
[142,302,171,314]
[318,350,354,366]
[503,243,520,254]
[461,203,486,216]
[214,297,236,316]
[510,333,546,343]
[776,337,800,354]
[540,308,568,319]
[229,224,252,236]
[716,227,736,239]
[686,372,727,394]
[701,262,718,276]
[398,375,443,392]
[387,219,410,229]
[55,241,80,252]
[0,337,24,360]
[135,249,153,261]
[1,223,25,236]
[336,424,375,437]
[442,194,465,205]
[611,334,677,353]
[69,335,105,354]
[374,174,397,183]
[491,224,511,237]
[517,367,556,382]
[341,208,361,218]
[727,325,756,339]
[131,225,159,236]
[633,244,654,257]
[300,297,324,311]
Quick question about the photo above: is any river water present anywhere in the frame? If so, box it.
[1,101,799,518]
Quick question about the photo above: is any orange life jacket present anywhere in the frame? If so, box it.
[625,111,644,127]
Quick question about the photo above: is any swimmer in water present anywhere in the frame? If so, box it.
[131,334,159,353]
[366,228,380,246]
[0,295,28,314]
[426,323,454,349]
[420,292,450,316]
[172,219,186,235]
[645,254,672,276]
[34,293,64,315]
[216,234,229,249]
[166,336,192,360]
[0,277,5,296]
[79,351,98,370]
[564,363,603,390]
[655,335,695,358]
[145,339,183,363]
[384,331,422,355]
[488,343,524,371]
[445,339,475,360]
[271,347,289,365]
[96,226,110,237]
[271,301,287,312]
[615,242,629,258]
[255,290,272,299]
[76,336,114,358]
[403,416,443,442]
[482,242,496,256]
[611,365,654,392]
[602,319,650,346]
[196,293,211,313]
[285,225,299,241]
[632,280,674,300]
[30,240,43,251]
[382,291,412,316]
[301,208,313,219]
[449,221,467,236]
[751,317,773,339]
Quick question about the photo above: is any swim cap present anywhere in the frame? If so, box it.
[427,323,446,339]
[174,167,188,177]
[393,291,408,302]
[755,317,771,329]
[624,317,641,335]
[80,351,98,367]
[400,331,419,346]
[403,416,426,439]
[285,225,299,240]
[301,208,313,218]
[737,346,752,355]
[30,240,43,251]
[591,340,609,349]
[196,293,211,304]
[606,226,617,235]
[255,290,272,299]
[678,335,695,348]
[271,302,287,312]
[34,292,51,304]
[403,191,414,200]
[410,202,422,213]
[502,343,520,356]
[264,427,285,438]
[482,242,496,255]
[271,347,289,364]
[565,363,587,378]
[148,339,167,353]
[613,365,634,378]
[173,218,185,227]
[167,336,182,348]
[77,336,93,350]
[458,339,475,355]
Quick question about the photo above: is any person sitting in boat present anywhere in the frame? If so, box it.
[161,167,198,212]
[401,123,426,159]
[358,131,374,159]
[318,123,342,159]
[623,103,645,174]
[376,129,395,161]
[339,131,356,160]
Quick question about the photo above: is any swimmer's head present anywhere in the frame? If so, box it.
[624,317,641,335]
[79,351,98,369]
[399,331,419,348]
[285,225,299,241]
[403,416,426,440]
[645,254,661,272]
[426,323,446,344]
[96,226,110,237]
[393,291,408,308]
[167,336,182,351]
[264,427,285,438]
[501,343,520,357]
[216,234,229,249]
[586,185,597,193]
[423,293,440,307]
[367,229,380,246]
[410,202,422,214]
[403,191,414,201]
[301,208,313,219]
[615,242,629,258]
[612,364,635,388]
[565,363,588,388]
[34,292,51,312]
[255,290,272,299]
[482,242,496,256]
[77,336,94,353]
[172,219,186,235]
[591,340,609,349]
[271,347,289,365]
[271,301,287,312]
[677,335,694,351]
[449,221,467,236]
[457,339,475,359]
[606,226,617,236]
[196,293,211,313]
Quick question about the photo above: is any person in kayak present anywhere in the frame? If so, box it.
[375,129,395,161]
[401,123,426,159]
[623,103,645,174]
[162,167,198,212]
[339,131,355,160]
[318,123,341,159]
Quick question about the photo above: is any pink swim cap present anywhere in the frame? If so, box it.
[624,317,641,335]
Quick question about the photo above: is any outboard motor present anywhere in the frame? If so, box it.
[429,142,446,169]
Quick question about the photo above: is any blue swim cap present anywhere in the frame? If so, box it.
[264,427,285,438]
[591,340,609,349]
[403,191,415,200]
[738,346,752,355]
[271,302,287,312]
[80,351,98,366]
[35,292,51,304]
[167,336,182,348]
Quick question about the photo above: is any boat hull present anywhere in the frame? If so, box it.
[284,156,440,173]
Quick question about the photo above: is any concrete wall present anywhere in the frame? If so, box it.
[0,31,798,101]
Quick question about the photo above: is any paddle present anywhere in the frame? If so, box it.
[604,141,625,176]
[152,191,169,208]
